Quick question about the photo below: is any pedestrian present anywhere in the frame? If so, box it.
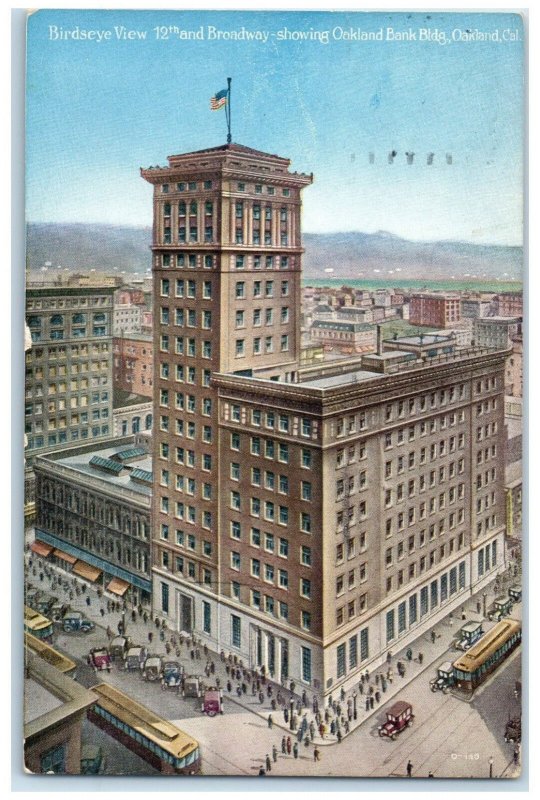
[143,611,148,623]
[387,669,393,683]
[236,686,242,697]
[476,600,482,614]
[39,572,43,582]
[431,630,436,644]
[314,747,321,762]
[293,743,299,759]
[259,691,264,705]
[106,625,112,640]
[272,745,278,763]
[227,680,232,692]
[297,728,303,743]
[244,684,249,696]
[406,648,413,661]
[210,661,215,674]
[330,721,336,735]
[190,649,195,661]
[302,689,308,706]
[290,680,295,694]
[365,697,370,712]
[268,714,273,729]
[337,729,342,743]
[281,736,287,754]
[265,754,271,773]
[381,677,387,692]
[514,746,520,766]
[85,596,91,607]
[387,651,392,664]
[418,652,424,665]
[365,669,370,682]
[309,721,315,739]
[340,686,345,701]
[100,607,105,617]
[148,631,153,643]
[286,736,292,755]
[448,613,454,627]
[428,771,434,778]
[258,767,266,777]
[359,682,364,695]
[461,606,466,621]
[267,684,272,698]
[284,708,289,723]
[369,696,374,710]
[407,760,413,778]
[375,673,380,685]
[344,720,350,734]
[375,690,381,703]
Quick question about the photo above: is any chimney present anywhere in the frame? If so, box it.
[376,324,383,355]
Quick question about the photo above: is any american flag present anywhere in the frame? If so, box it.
[210,89,228,110]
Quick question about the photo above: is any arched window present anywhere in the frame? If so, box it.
[132,416,140,433]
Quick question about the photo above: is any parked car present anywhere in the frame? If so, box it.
[455,621,484,651]
[142,655,163,682]
[124,645,148,672]
[161,661,183,691]
[62,611,95,633]
[109,635,131,661]
[80,745,105,774]
[49,601,69,623]
[37,595,58,615]
[88,647,112,673]
[488,596,513,622]
[378,701,414,740]
[201,687,223,716]
[508,585,522,603]
[429,661,455,693]
[182,675,204,698]
[504,716,521,743]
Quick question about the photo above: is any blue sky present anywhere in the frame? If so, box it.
[26,8,524,245]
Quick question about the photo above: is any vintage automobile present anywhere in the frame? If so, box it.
[109,635,131,661]
[161,661,184,691]
[142,655,163,682]
[62,611,95,633]
[201,687,223,716]
[429,661,455,693]
[378,701,414,740]
[182,675,204,698]
[49,601,69,623]
[124,645,148,672]
[80,745,105,775]
[455,621,484,651]
[508,585,522,603]
[37,595,57,615]
[504,716,521,743]
[488,596,513,622]
[88,647,112,673]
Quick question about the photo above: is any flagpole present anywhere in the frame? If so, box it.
[226,77,232,143]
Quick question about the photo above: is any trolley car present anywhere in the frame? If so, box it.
[24,605,54,643]
[87,683,201,774]
[452,619,521,695]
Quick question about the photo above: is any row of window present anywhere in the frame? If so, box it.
[336,628,369,678]
[159,444,212,471]
[385,508,467,539]
[27,425,109,448]
[235,279,289,299]
[385,562,467,644]
[228,576,313,630]
[228,408,313,439]
[27,296,111,310]
[30,327,108,342]
[161,181,291,196]
[384,480,466,509]
[28,343,110,361]
[235,335,289,356]
[477,541,498,576]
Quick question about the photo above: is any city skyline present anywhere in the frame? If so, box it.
[26,9,523,246]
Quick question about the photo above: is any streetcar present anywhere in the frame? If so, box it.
[24,632,77,678]
[24,605,54,643]
[87,683,201,774]
[452,618,521,695]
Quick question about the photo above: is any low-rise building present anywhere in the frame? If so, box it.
[113,303,142,335]
[473,317,521,350]
[113,388,153,437]
[33,437,152,606]
[409,293,461,328]
[495,292,523,318]
[311,320,376,354]
[113,333,153,398]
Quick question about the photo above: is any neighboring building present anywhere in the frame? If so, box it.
[495,292,523,318]
[113,303,142,335]
[311,304,334,321]
[473,316,521,350]
[461,298,493,319]
[113,388,153,437]
[33,437,153,606]
[113,333,153,398]
[505,336,523,398]
[141,310,153,334]
[336,307,374,324]
[505,461,522,542]
[25,283,115,461]
[310,320,376,354]
[409,293,461,328]
[143,141,507,698]
[24,651,96,774]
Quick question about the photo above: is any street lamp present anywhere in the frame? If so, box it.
[352,691,357,721]
[489,756,494,778]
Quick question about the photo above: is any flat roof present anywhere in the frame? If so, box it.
[55,446,152,497]
[24,678,63,724]
[301,368,380,389]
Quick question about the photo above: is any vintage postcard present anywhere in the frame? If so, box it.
[23,7,524,780]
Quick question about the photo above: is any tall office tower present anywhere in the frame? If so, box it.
[143,144,508,698]
[141,144,312,634]
[25,281,115,522]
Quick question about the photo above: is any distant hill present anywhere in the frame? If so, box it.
[26,223,523,281]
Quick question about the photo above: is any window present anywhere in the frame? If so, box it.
[231,552,241,571]
[386,609,395,643]
[161,582,169,614]
[337,643,346,678]
[235,282,245,299]
[300,578,311,599]
[301,647,312,682]
[231,615,241,647]
[301,611,311,630]
[301,545,311,566]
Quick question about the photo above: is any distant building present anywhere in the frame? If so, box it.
[409,293,461,328]
[505,336,523,398]
[311,320,376,354]
[33,437,152,606]
[336,307,374,324]
[113,333,153,398]
[495,292,523,318]
[461,298,492,319]
[24,652,96,774]
[473,317,521,349]
[113,388,153,437]
[113,303,142,335]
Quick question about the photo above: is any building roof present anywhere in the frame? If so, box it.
[45,444,153,498]
[312,320,373,332]
[168,142,290,161]
[302,368,380,388]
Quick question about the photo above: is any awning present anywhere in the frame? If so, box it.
[107,577,130,597]
[30,541,53,557]
[53,548,78,565]
[72,561,102,582]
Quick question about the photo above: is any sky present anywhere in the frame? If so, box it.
[25,8,524,245]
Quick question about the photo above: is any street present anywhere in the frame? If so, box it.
[26,552,522,779]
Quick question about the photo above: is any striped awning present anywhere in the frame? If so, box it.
[30,541,53,557]
[72,561,102,582]
[53,548,78,565]
[107,577,130,597]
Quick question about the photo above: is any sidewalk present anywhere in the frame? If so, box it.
[25,550,520,750]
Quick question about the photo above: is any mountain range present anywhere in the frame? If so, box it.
[25,223,523,281]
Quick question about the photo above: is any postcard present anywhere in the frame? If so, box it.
[23,7,524,780]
